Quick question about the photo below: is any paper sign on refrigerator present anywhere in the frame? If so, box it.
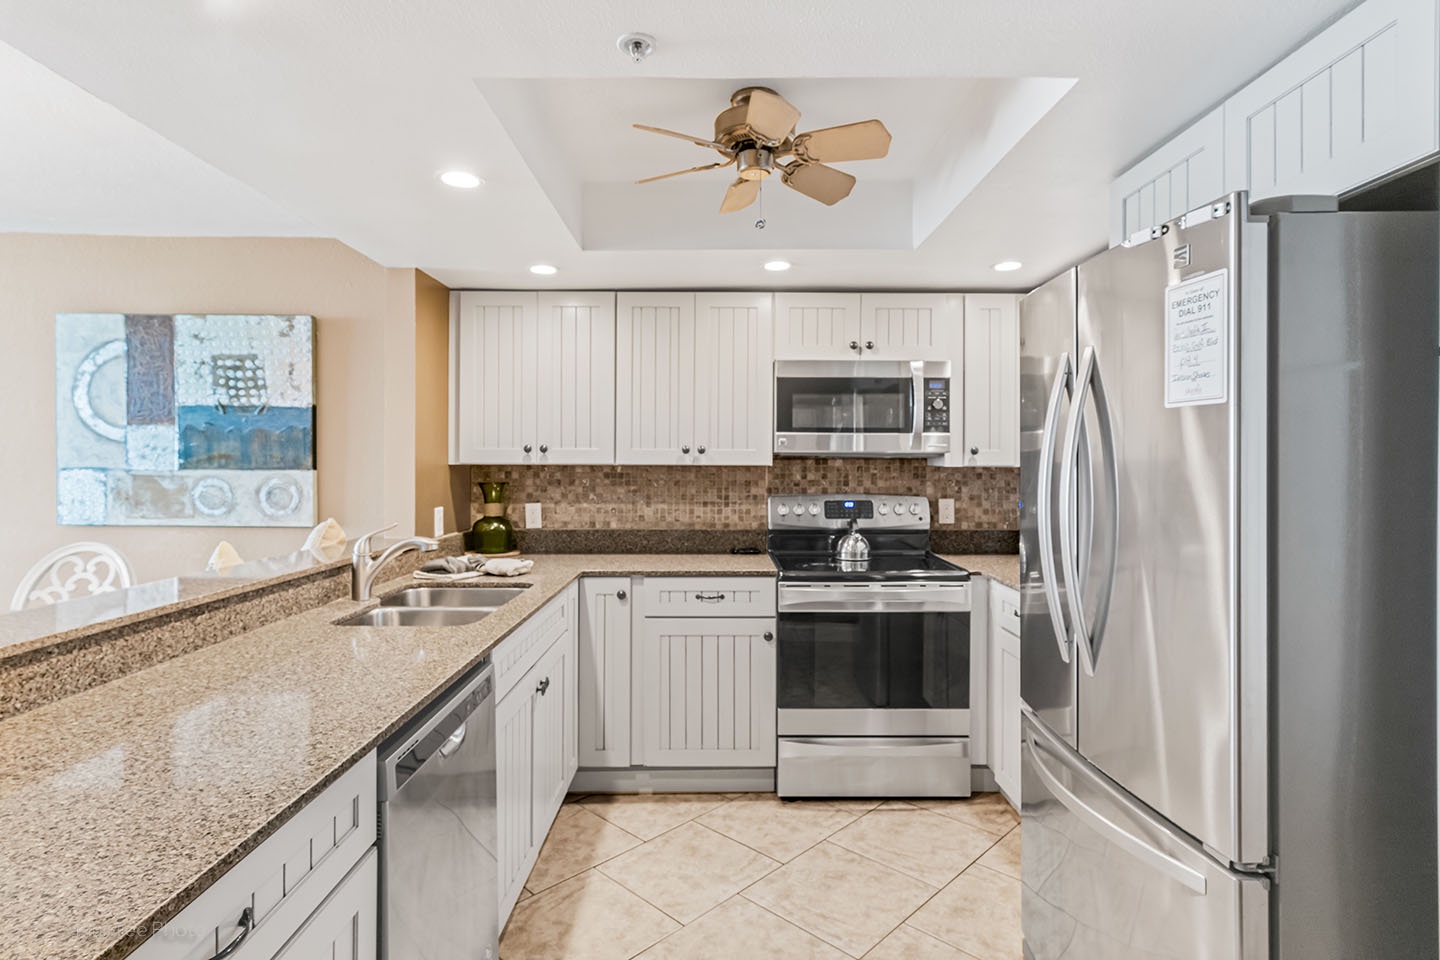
[1164,269,1229,407]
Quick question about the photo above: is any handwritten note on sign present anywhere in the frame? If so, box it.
[1164,269,1229,407]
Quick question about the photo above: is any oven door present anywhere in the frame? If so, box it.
[773,359,949,456]
[776,599,971,737]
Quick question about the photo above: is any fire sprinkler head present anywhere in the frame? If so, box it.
[616,32,656,64]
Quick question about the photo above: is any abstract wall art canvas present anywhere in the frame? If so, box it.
[56,314,317,527]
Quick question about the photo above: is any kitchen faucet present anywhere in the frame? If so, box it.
[352,523,439,600]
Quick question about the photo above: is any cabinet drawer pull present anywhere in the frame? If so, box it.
[616,589,627,601]
[537,677,551,696]
[763,631,774,642]
[210,907,254,960]
[693,593,726,602]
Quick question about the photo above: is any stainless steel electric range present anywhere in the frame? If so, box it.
[768,493,973,798]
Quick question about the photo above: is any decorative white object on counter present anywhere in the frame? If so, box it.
[303,517,346,558]
[205,540,244,572]
[10,541,134,611]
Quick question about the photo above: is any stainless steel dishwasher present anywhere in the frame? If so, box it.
[378,659,497,960]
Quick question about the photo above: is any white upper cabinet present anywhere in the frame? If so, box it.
[774,293,955,359]
[774,292,863,359]
[859,293,957,360]
[1110,107,1227,246]
[450,291,615,465]
[932,295,1019,468]
[1224,0,1438,203]
[616,292,773,466]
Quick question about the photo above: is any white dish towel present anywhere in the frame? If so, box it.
[480,558,534,577]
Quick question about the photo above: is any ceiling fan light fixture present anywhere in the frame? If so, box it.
[529,264,558,276]
[763,260,792,272]
[993,260,1023,272]
[439,170,483,190]
[616,32,655,64]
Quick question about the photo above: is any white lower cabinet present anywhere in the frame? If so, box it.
[988,580,1022,808]
[132,755,377,960]
[579,578,633,768]
[636,617,777,768]
[495,585,579,925]
[272,849,377,960]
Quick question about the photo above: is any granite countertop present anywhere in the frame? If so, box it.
[0,554,774,960]
[944,554,1020,590]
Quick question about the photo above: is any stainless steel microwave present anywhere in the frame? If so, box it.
[773,359,952,457]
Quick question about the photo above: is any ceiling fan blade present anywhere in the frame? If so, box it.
[794,119,892,162]
[633,123,730,151]
[635,160,732,184]
[719,178,761,214]
[744,89,801,144]
[782,162,857,206]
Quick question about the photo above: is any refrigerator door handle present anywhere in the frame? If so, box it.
[1026,728,1208,896]
[1058,346,1119,676]
[1036,351,1074,664]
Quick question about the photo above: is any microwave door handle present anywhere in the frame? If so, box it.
[1036,352,1074,663]
[1059,347,1098,677]
[911,362,925,450]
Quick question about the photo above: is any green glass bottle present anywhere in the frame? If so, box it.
[471,481,518,554]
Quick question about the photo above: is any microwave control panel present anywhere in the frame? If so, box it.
[922,378,950,432]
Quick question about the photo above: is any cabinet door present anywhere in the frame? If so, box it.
[1224,0,1438,203]
[859,293,956,359]
[694,293,774,466]
[989,583,1022,808]
[495,679,535,915]
[958,294,1020,467]
[637,617,777,767]
[530,634,573,832]
[451,291,540,464]
[579,578,633,768]
[773,292,862,359]
[534,292,616,464]
[616,293,699,464]
[998,639,1022,809]
[272,849,377,960]
[1110,106,1227,246]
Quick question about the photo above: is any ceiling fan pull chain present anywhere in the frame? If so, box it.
[755,186,766,230]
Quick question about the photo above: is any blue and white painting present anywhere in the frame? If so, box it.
[56,314,317,527]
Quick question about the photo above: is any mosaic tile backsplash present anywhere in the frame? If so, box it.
[467,461,1020,531]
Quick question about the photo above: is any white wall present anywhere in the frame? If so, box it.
[0,234,421,591]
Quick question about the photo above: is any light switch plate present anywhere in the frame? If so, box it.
[525,502,542,529]
[433,506,445,537]
[938,498,956,524]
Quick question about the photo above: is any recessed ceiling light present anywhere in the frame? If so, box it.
[993,260,1023,272]
[439,170,483,189]
[763,260,792,272]
[529,264,558,276]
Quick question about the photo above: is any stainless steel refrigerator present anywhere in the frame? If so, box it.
[1018,193,1439,959]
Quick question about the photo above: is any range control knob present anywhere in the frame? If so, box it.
[909,502,921,515]
[877,502,889,515]
[931,398,946,410]
[808,502,820,516]
[777,503,790,516]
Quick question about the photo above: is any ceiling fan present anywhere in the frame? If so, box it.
[633,86,891,214]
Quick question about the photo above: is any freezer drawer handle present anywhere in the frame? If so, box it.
[1036,350,1074,663]
[1026,731,1207,895]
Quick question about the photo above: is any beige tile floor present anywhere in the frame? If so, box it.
[501,791,1021,960]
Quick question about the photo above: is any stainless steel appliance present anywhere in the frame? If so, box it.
[773,360,951,456]
[1020,194,1438,959]
[770,493,972,797]
[379,660,498,960]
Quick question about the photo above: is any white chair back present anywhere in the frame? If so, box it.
[10,542,135,611]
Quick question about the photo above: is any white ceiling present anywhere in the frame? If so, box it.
[0,0,1357,290]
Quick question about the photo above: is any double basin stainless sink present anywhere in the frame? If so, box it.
[339,585,529,627]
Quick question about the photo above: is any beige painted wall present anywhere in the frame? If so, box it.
[0,234,421,592]
[413,271,460,534]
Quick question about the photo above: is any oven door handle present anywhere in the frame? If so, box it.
[778,585,972,613]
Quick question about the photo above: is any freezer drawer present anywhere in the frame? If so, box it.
[1021,712,1267,960]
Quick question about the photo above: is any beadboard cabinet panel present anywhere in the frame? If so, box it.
[774,292,863,359]
[859,293,957,360]
[959,294,1020,468]
[579,578,634,768]
[695,293,774,466]
[1110,107,1227,246]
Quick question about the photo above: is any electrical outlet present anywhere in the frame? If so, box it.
[525,502,542,529]
[433,506,445,537]
[938,498,956,524]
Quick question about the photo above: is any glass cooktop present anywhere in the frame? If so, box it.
[772,552,971,582]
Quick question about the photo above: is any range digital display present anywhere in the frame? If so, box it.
[824,499,873,520]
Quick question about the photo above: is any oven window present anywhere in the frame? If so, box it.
[778,611,970,709]
[775,376,915,433]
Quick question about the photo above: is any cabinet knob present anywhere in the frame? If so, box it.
[537,677,550,696]
[697,444,706,454]
[763,631,774,642]
[523,443,533,454]
[970,446,979,455]
[865,340,875,350]
[681,444,691,454]
[848,340,860,351]
[539,443,549,454]
[616,589,627,601]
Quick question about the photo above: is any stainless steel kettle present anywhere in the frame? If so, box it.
[835,519,870,562]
